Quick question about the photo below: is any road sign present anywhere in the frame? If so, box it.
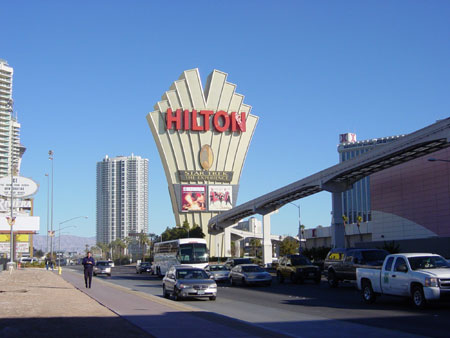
[0,176,39,198]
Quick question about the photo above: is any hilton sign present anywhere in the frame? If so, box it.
[147,68,258,244]
[166,109,246,133]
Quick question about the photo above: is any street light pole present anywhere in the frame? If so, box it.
[49,150,54,261]
[45,173,49,253]
[289,202,302,254]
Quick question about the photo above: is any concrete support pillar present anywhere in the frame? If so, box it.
[234,239,241,258]
[331,192,345,248]
[262,213,272,266]
[224,226,231,257]
[275,241,280,258]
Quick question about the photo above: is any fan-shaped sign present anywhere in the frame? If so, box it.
[200,145,214,170]
[0,176,39,198]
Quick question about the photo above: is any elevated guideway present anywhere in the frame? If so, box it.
[209,118,450,265]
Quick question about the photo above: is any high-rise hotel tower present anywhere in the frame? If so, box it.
[0,59,21,176]
[96,154,149,244]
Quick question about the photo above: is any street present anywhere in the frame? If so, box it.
[68,265,450,337]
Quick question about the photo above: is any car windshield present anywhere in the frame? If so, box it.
[242,265,264,273]
[179,243,209,264]
[210,265,229,271]
[176,269,209,279]
[233,258,252,265]
[291,256,311,265]
[408,256,450,270]
[141,263,151,267]
[97,262,110,267]
[362,250,388,262]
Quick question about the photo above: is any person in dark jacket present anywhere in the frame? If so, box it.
[82,251,95,288]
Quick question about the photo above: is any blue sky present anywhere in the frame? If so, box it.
[3,1,449,238]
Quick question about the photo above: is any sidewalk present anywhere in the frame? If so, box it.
[1,268,288,338]
[0,268,151,338]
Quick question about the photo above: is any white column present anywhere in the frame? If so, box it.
[331,192,346,248]
[234,239,241,258]
[262,214,272,267]
[224,226,231,257]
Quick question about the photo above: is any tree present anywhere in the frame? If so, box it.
[249,238,261,258]
[138,231,152,261]
[280,237,299,256]
[97,242,109,259]
[160,222,205,241]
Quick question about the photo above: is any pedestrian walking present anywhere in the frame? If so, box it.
[82,251,95,288]
[45,256,49,270]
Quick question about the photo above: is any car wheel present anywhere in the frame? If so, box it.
[173,288,182,301]
[93,273,97,276]
[209,296,216,301]
[412,285,426,309]
[361,280,376,304]
[162,285,169,299]
[136,270,139,274]
[276,271,284,284]
[229,277,234,286]
[327,270,338,288]
[108,274,111,277]
[290,272,297,284]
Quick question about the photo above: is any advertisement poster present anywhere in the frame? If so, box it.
[181,185,206,212]
[209,185,233,211]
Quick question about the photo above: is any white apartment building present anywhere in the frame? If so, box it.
[96,154,149,244]
[0,59,21,176]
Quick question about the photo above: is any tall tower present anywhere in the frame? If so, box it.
[0,59,21,176]
[96,154,149,244]
[147,69,258,255]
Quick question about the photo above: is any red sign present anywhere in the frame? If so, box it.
[166,109,246,133]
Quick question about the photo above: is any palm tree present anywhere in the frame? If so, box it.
[138,231,151,261]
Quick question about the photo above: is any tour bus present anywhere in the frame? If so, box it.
[153,238,208,277]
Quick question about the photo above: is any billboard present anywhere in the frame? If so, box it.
[209,185,233,211]
[181,185,206,212]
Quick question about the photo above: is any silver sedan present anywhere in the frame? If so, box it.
[205,264,230,282]
[229,264,272,286]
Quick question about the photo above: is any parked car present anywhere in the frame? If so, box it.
[224,258,252,268]
[229,264,272,286]
[107,260,115,268]
[357,253,450,308]
[205,264,230,282]
[277,255,321,284]
[136,262,152,274]
[162,265,217,301]
[324,248,388,287]
[93,260,112,277]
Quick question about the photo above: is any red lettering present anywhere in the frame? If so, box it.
[213,111,230,132]
[199,110,214,131]
[231,112,246,132]
[191,110,203,131]
[166,108,181,130]
[183,109,190,130]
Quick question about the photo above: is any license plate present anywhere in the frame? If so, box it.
[197,290,205,295]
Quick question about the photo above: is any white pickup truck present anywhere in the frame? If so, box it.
[357,253,450,308]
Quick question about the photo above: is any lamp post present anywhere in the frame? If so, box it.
[57,216,88,267]
[48,151,54,261]
[45,173,49,253]
[428,158,450,163]
[57,225,77,266]
[289,202,302,254]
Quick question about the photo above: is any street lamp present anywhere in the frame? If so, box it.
[289,202,302,254]
[57,225,77,266]
[57,216,88,267]
[45,173,49,253]
[48,150,54,261]
[428,158,450,163]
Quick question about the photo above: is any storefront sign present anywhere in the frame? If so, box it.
[178,170,233,183]
[166,109,246,133]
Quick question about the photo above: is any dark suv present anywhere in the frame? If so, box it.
[276,255,321,284]
[324,248,388,287]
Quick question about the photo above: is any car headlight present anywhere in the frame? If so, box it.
[210,284,217,289]
[425,277,438,287]
[178,284,188,289]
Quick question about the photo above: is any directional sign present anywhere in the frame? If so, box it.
[0,176,39,198]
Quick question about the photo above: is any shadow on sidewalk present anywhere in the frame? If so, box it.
[0,316,153,338]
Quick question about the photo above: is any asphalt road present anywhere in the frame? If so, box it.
[68,265,450,337]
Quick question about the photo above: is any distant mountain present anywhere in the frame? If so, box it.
[33,235,96,254]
